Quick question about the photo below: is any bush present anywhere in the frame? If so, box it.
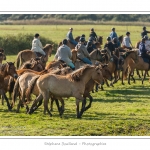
[0,33,57,55]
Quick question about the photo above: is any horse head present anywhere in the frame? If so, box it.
[3,62,18,79]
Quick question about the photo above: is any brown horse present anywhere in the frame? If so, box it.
[28,65,104,118]
[16,44,53,69]
[120,50,138,85]
[118,35,123,44]
[127,51,150,84]
[0,62,18,110]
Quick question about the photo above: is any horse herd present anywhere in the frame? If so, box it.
[0,37,149,118]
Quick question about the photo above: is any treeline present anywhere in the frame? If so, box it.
[0,14,150,22]
[0,34,57,55]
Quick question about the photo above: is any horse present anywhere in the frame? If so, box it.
[28,65,104,118]
[11,66,72,113]
[16,44,53,69]
[120,50,138,85]
[127,51,150,84]
[20,57,44,71]
[118,35,123,45]
[0,62,18,110]
[1,58,44,105]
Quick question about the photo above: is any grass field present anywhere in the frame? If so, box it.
[1,25,150,136]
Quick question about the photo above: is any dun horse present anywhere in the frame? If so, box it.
[28,65,104,118]
[16,44,53,69]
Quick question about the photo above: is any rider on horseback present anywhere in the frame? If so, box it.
[104,37,120,70]
[75,37,92,65]
[139,38,150,65]
[122,32,133,50]
[66,28,78,46]
[141,26,150,38]
[31,33,46,57]
[55,39,75,70]
[89,28,98,42]
[110,27,120,47]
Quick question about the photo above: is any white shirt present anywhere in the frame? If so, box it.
[145,40,150,51]
[122,36,132,47]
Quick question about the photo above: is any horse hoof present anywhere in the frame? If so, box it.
[50,114,52,117]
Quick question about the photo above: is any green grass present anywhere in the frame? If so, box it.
[1,25,150,136]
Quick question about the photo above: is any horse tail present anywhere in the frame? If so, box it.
[26,75,40,102]
[12,77,20,108]
[16,51,22,69]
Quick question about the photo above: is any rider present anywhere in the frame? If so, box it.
[66,27,78,46]
[81,34,87,45]
[144,35,150,52]
[31,33,46,56]
[122,32,133,50]
[55,39,75,70]
[89,28,98,42]
[104,36,120,70]
[141,26,150,38]
[75,37,92,65]
[110,27,120,47]
[88,36,96,49]
[112,37,119,49]
[139,38,150,63]
[86,41,94,53]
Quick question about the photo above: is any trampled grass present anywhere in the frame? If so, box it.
[1,25,150,136]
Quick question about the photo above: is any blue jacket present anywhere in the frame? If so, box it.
[66,31,74,42]
[139,42,147,55]
[110,31,118,40]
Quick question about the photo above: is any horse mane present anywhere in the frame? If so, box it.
[69,65,94,82]
[43,44,53,52]
[17,69,48,76]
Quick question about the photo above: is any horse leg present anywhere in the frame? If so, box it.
[1,94,4,105]
[136,70,141,79]
[95,83,99,92]
[58,97,65,117]
[84,94,93,111]
[32,99,43,112]
[43,91,52,117]
[28,94,43,114]
[50,97,55,111]
[0,90,11,110]
[128,71,131,85]
[147,71,149,77]
[121,70,124,85]
[105,79,109,87]
[142,71,147,84]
